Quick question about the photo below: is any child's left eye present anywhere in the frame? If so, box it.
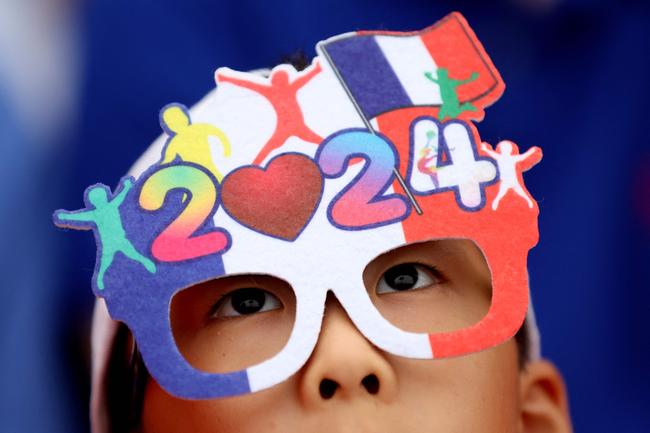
[210,288,282,318]
[376,263,441,294]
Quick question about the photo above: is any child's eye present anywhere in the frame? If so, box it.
[376,263,441,294]
[210,288,282,318]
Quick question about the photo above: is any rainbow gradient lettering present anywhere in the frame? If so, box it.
[139,163,230,261]
[316,129,410,229]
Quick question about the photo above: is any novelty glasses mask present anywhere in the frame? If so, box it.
[54,12,542,400]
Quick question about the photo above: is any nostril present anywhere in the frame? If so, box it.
[361,374,380,394]
[319,378,338,399]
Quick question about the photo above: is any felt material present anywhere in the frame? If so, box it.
[221,153,323,240]
[139,163,231,261]
[319,12,504,122]
[377,109,540,358]
[58,12,541,401]
[316,129,411,229]
[325,36,412,119]
[405,118,498,210]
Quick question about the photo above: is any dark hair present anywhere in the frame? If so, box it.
[279,50,311,72]
[278,49,533,366]
[105,324,146,433]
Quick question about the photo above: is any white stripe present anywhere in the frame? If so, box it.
[375,35,441,106]
[247,292,327,392]
[333,284,434,359]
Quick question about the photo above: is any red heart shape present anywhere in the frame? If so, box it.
[221,153,323,241]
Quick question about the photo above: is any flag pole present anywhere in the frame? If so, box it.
[319,44,423,216]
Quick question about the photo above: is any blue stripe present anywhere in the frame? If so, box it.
[324,36,412,119]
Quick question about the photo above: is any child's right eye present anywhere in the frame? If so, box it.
[209,287,282,318]
[376,263,443,294]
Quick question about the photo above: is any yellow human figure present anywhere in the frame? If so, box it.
[160,104,231,181]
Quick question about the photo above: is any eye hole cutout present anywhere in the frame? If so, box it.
[170,274,296,374]
[363,239,493,334]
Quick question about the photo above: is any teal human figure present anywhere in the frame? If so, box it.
[55,178,156,289]
[424,68,479,120]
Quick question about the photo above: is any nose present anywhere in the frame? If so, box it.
[299,294,398,406]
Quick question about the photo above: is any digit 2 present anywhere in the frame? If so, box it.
[316,129,410,230]
[139,163,230,261]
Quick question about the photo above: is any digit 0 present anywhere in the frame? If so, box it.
[316,129,410,229]
[139,164,230,261]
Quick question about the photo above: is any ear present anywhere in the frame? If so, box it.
[518,360,573,433]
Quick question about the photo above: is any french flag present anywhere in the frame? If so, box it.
[317,12,504,120]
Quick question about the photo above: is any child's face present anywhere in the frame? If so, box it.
[139,240,570,432]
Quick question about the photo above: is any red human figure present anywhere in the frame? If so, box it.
[216,62,323,165]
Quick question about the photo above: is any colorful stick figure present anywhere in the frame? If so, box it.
[160,104,231,182]
[425,68,479,120]
[55,179,156,289]
[216,62,323,165]
[481,141,542,211]
[416,130,441,188]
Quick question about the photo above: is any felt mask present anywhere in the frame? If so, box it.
[54,12,542,400]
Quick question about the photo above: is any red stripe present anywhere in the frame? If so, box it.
[356,13,505,121]
[419,13,504,111]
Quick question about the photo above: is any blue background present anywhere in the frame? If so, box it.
[1,0,648,431]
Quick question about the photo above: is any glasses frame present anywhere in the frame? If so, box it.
[61,119,539,400]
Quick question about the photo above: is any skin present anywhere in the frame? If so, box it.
[141,240,572,433]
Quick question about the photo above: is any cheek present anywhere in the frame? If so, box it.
[141,379,299,433]
[172,314,294,374]
[388,340,521,433]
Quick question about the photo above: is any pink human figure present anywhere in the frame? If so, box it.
[481,140,542,210]
[417,150,439,188]
[416,130,443,188]
[216,62,323,165]
[417,145,440,188]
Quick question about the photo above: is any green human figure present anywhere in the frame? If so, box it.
[424,68,479,120]
[55,178,156,290]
